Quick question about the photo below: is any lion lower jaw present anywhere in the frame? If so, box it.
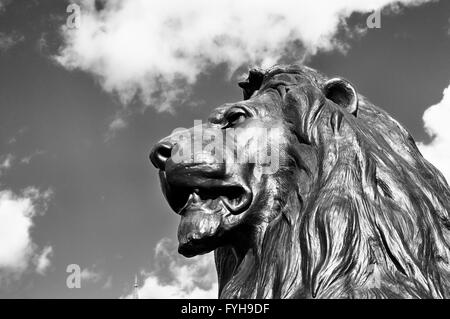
[177,195,248,257]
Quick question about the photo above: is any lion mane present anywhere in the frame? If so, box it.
[215,65,450,299]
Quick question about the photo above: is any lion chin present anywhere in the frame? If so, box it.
[150,64,450,299]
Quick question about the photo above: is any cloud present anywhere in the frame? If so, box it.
[0,153,54,282]
[20,150,46,165]
[77,265,112,287]
[34,246,53,275]
[0,31,24,52]
[56,0,431,128]
[107,116,128,137]
[0,154,14,176]
[102,275,113,289]
[6,127,28,146]
[124,238,217,299]
[418,84,450,183]
[0,187,53,281]
[0,0,10,13]
[80,267,102,283]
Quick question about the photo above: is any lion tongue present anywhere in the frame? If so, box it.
[177,208,221,256]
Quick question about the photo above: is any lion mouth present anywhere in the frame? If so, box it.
[178,186,251,215]
[160,177,252,256]
[160,162,252,215]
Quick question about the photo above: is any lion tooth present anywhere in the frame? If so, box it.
[177,193,194,214]
[221,196,233,212]
[192,191,201,203]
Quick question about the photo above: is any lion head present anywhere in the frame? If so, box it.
[150,64,450,299]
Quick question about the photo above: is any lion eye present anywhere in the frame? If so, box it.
[224,111,247,128]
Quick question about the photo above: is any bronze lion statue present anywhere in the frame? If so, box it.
[150,64,450,298]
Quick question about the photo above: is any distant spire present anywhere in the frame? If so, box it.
[133,274,139,299]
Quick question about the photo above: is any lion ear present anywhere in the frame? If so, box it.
[323,78,358,116]
[238,67,265,100]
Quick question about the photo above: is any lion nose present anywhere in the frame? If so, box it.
[150,141,173,170]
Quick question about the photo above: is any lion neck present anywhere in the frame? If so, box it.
[215,142,320,299]
[216,189,304,299]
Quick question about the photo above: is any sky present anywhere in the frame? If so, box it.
[0,0,449,299]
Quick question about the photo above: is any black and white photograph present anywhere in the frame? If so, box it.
[0,0,450,309]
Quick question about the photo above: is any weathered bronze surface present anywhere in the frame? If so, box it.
[150,65,450,298]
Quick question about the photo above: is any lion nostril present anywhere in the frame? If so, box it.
[149,141,173,170]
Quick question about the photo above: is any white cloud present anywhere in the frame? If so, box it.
[80,267,102,283]
[419,84,450,183]
[77,265,112,287]
[109,117,127,132]
[20,150,46,165]
[0,154,14,176]
[0,153,54,282]
[7,127,28,146]
[107,116,128,138]
[124,238,217,299]
[0,0,9,12]
[0,191,34,271]
[102,275,113,289]
[0,187,53,280]
[0,31,24,52]
[56,0,431,128]
[35,246,53,275]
